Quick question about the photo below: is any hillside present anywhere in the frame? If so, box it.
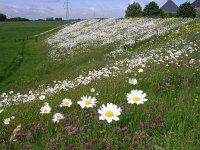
[0,18,200,149]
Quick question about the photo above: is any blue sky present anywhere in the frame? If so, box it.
[0,0,194,20]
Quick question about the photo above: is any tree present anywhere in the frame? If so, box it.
[55,18,62,21]
[46,17,54,21]
[177,2,196,18]
[125,2,142,18]
[0,13,7,21]
[143,1,161,17]
[7,17,30,21]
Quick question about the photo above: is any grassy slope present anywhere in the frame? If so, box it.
[0,21,72,91]
[0,21,200,149]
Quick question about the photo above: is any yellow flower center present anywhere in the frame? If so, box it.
[133,96,141,102]
[84,100,92,105]
[105,111,113,117]
[44,109,48,113]
[65,102,69,106]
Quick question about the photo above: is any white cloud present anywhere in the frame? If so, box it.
[89,7,96,12]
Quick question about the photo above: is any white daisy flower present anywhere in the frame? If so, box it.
[129,78,138,85]
[77,95,97,108]
[0,109,4,114]
[9,91,14,94]
[127,90,148,105]
[11,116,15,119]
[39,95,45,101]
[52,113,64,123]
[60,98,72,107]
[98,103,121,123]
[4,118,11,125]
[138,68,144,73]
[29,91,33,94]
[90,88,95,93]
[40,104,51,114]
[28,94,35,101]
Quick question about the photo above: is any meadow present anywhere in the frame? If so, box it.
[0,18,200,149]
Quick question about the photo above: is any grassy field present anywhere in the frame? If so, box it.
[0,21,74,91]
[0,19,200,149]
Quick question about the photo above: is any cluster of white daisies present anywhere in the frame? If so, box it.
[39,78,147,124]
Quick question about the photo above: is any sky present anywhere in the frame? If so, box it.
[0,0,195,20]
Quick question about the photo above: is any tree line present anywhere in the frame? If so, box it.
[0,14,63,22]
[125,1,197,18]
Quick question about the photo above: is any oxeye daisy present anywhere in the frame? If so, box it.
[39,95,45,101]
[90,88,95,93]
[129,78,138,85]
[127,90,148,105]
[77,95,97,108]
[60,98,72,107]
[52,113,64,123]
[138,68,144,73]
[0,109,4,114]
[28,94,35,101]
[3,118,11,125]
[40,104,51,114]
[98,103,121,123]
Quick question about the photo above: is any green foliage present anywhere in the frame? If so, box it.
[46,17,54,21]
[143,1,161,17]
[177,2,196,18]
[160,10,177,18]
[125,2,142,18]
[0,21,73,91]
[7,17,30,21]
[0,13,7,21]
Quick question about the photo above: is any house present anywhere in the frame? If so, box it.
[161,0,179,13]
[192,0,200,12]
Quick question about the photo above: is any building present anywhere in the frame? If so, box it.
[161,0,179,13]
[192,0,200,12]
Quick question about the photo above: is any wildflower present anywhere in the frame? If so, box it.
[39,95,45,100]
[40,104,51,114]
[138,68,144,73]
[67,144,73,150]
[129,78,138,85]
[52,113,64,123]
[98,103,121,123]
[0,109,4,114]
[90,88,95,92]
[11,116,15,119]
[4,118,11,125]
[28,94,35,101]
[77,95,97,108]
[127,90,148,104]
[60,98,72,107]
[189,59,195,65]
[9,91,14,94]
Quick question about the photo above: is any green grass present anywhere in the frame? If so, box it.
[0,21,73,90]
[0,21,200,149]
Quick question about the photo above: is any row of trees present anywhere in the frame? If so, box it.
[0,13,63,22]
[0,14,30,22]
[125,2,196,18]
